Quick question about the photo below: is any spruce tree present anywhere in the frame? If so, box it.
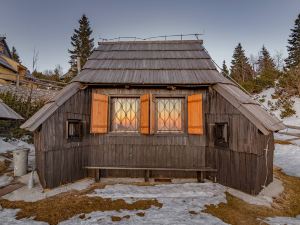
[68,14,94,74]
[221,60,229,77]
[230,43,253,83]
[11,46,21,63]
[256,45,278,88]
[285,14,300,69]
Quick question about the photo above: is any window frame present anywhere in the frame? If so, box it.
[109,96,140,133]
[214,122,229,148]
[66,119,83,142]
[154,95,186,134]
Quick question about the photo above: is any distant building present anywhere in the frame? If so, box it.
[0,37,27,84]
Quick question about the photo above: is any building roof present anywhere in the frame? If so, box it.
[213,83,285,135]
[0,99,23,120]
[0,37,12,59]
[72,40,231,85]
[0,54,17,72]
[20,82,81,131]
[22,40,285,134]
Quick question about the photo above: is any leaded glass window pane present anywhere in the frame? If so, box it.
[157,98,183,132]
[111,98,139,132]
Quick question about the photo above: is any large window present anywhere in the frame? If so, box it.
[111,98,139,132]
[156,98,183,132]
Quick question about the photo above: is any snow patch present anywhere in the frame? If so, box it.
[0,209,47,225]
[3,172,94,202]
[227,178,284,207]
[266,215,300,225]
[0,175,13,188]
[256,88,300,126]
[0,139,17,153]
[274,144,300,178]
[80,182,229,225]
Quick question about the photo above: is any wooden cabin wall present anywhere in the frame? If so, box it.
[35,87,208,188]
[205,88,274,194]
[34,86,274,194]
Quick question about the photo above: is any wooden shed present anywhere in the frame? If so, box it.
[21,40,285,195]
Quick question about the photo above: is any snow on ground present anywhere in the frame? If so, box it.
[227,178,284,207]
[274,133,300,146]
[3,172,95,202]
[0,174,13,188]
[0,209,47,225]
[274,143,300,178]
[0,139,16,153]
[0,182,228,225]
[257,88,300,126]
[266,215,300,225]
[77,182,228,225]
[0,137,35,170]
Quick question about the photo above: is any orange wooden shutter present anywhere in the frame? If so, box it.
[90,91,108,133]
[140,94,153,134]
[188,94,203,135]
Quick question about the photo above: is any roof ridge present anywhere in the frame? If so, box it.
[98,40,203,45]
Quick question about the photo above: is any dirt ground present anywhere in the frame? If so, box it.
[0,183,162,225]
[204,168,300,225]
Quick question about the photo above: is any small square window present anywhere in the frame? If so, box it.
[214,122,229,147]
[156,98,183,132]
[67,120,82,140]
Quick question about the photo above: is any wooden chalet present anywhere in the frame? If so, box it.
[0,37,27,84]
[21,40,285,195]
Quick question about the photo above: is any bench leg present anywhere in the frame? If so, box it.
[95,169,101,182]
[144,170,150,182]
[197,171,205,183]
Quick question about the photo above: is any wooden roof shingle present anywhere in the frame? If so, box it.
[21,40,285,133]
[72,40,231,85]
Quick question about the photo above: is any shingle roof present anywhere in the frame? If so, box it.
[0,99,23,120]
[20,82,81,131]
[72,40,231,85]
[21,40,285,134]
[213,83,285,134]
[0,55,17,72]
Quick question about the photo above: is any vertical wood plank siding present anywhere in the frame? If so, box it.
[34,87,274,195]
[205,88,274,194]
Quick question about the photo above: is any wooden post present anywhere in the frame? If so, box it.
[95,169,101,182]
[197,171,205,183]
[144,170,150,182]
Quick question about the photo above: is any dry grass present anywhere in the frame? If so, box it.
[0,159,11,176]
[274,139,293,145]
[189,210,198,215]
[111,215,130,222]
[136,212,145,217]
[204,168,300,225]
[0,185,162,225]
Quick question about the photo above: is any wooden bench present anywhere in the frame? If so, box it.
[84,166,217,183]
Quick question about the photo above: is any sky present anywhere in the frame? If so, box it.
[1,0,299,73]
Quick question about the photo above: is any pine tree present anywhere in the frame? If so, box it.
[68,14,94,74]
[285,14,300,69]
[230,43,253,83]
[11,46,21,63]
[221,60,229,77]
[256,45,278,88]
